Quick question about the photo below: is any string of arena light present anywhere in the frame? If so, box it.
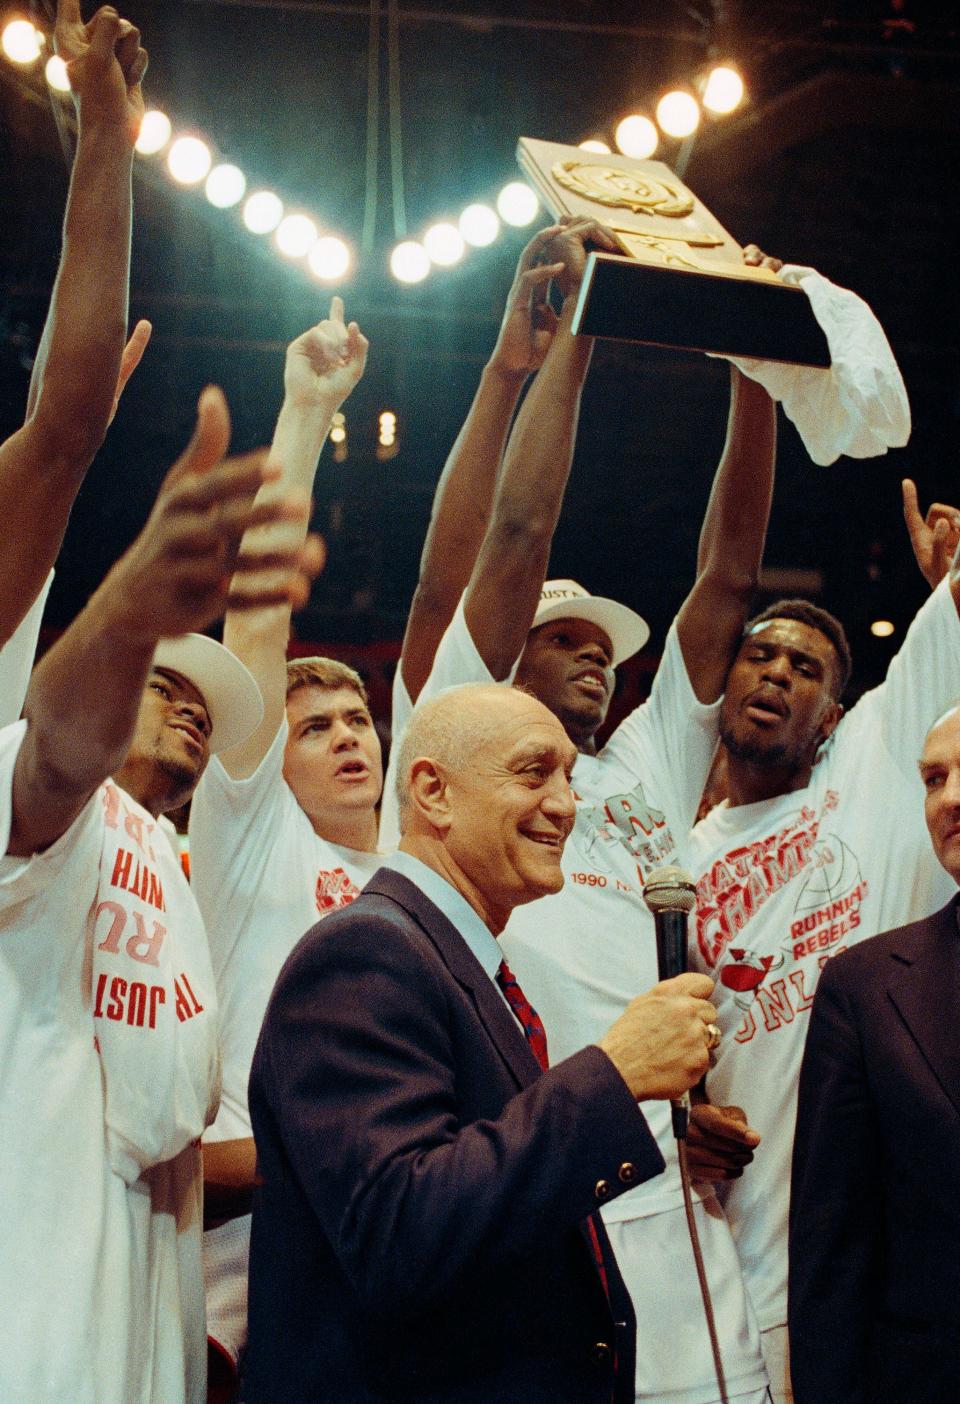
[2,15,745,287]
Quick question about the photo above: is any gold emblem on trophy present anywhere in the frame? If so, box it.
[516,136,829,365]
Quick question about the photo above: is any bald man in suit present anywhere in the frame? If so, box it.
[244,683,720,1403]
[789,702,960,1403]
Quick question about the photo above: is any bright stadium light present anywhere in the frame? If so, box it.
[135,109,172,156]
[656,90,701,139]
[496,182,538,228]
[702,65,745,115]
[309,236,352,282]
[243,190,284,235]
[45,55,70,92]
[614,114,658,159]
[579,139,611,154]
[423,222,466,267]
[2,19,42,64]
[205,163,246,208]
[390,240,430,284]
[167,136,212,185]
[275,214,318,259]
[459,203,499,248]
[871,619,895,639]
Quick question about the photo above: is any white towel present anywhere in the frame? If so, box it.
[718,265,911,466]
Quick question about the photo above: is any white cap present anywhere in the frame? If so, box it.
[151,633,263,755]
[532,579,650,667]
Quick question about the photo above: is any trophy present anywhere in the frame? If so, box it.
[517,137,829,367]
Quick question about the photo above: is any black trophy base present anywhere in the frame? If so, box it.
[572,252,831,368]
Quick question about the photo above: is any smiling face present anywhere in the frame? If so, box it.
[116,668,212,815]
[513,616,615,751]
[441,690,578,931]
[720,619,843,784]
[920,708,960,884]
[282,684,383,843]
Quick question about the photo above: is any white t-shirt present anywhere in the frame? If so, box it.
[389,598,769,1403]
[189,717,383,1360]
[0,721,218,1404]
[690,576,960,1332]
[0,571,52,727]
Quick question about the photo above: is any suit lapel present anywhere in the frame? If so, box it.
[887,897,960,1123]
[367,868,542,1091]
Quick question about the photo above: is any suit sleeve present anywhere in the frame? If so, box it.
[789,958,882,1404]
[257,911,664,1316]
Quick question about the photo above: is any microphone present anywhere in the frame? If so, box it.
[643,864,698,1140]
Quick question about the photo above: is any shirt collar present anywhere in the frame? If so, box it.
[383,849,503,983]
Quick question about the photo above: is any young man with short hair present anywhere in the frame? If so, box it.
[187,302,379,1379]
[690,526,960,1399]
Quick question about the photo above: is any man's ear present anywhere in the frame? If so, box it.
[407,757,452,832]
[817,700,844,748]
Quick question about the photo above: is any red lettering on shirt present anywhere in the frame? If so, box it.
[315,867,361,914]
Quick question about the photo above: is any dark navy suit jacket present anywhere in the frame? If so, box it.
[244,867,665,1403]
[790,895,960,1404]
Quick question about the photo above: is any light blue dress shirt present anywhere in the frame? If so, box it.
[382,849,512,1011]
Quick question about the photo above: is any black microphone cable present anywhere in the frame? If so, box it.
[644,866,729,1404]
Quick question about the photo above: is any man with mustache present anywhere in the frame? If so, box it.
[689,489,960,1401]
[379,222,783,1403]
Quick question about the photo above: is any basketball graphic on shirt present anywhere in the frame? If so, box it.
[315,866,361,914]
[793,835,862,912]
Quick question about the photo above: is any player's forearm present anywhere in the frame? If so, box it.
[400,362,526,701]
[26,121,133,466]
[13,569,158,850]
[203,1137,259,1223]
[487,302,592,546]
[222,396,327,656]
[695,366,776,592]
[415,361,526,587]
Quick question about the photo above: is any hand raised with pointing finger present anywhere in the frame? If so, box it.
[283,298,369,414]
[598,972,718,1102]
[55,1,147,141]
[902,477,960,591]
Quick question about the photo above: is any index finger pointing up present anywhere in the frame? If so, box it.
[329,295,345,325]
[56,0,84,25]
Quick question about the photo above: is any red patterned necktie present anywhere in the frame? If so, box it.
[495,955,614,1365]
[495,958,549,1071]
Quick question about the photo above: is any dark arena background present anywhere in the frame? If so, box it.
[2,0,958,738]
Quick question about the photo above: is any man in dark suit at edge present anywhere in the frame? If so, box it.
[789,700,960,1402]
[244,681,720,1403]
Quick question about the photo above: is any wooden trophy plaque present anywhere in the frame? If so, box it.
[517,137,830,367]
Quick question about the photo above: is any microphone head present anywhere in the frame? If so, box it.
[643,864,697,916]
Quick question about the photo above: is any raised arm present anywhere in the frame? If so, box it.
[902,478,960,600]
[674,247,781,703]
[8,388,319,858]
[218,299,367,779]
[461,219,619,680]
[399,226,564,704]
[0,1,146,645]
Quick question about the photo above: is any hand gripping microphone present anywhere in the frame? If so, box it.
[643,864,698,1140]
